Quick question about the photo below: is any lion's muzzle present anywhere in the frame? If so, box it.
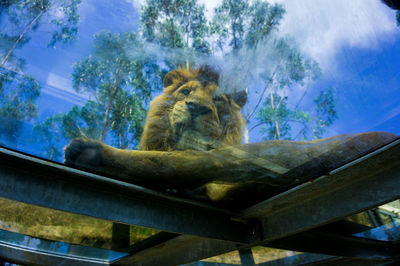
[186,101,213,117]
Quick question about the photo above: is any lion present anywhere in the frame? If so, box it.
[64,65,248,204]
[64,66,398,209]
[139,65,247,151]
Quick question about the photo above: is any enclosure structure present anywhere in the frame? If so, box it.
[0,136,399,265]
[1,0,400,265]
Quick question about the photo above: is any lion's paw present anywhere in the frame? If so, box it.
[63,138,104,168]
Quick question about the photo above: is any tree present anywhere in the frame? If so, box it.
[34,0,338,160]
[141,0,211,67]
[250,38,330,141]
[35,30,163,156]
[0,0,81,69]
[33,114,65,161]
[70,31,160,146]
[256,87,337,141]
[138,0,337,141]
[0,0,81,143]
[209,0,335,141]
[0,72,40,142]
[211,0,284,53]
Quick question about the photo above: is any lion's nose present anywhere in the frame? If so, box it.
[186,101,212,117]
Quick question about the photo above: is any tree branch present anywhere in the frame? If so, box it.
[245,68,277,122]
[0,10,45,68]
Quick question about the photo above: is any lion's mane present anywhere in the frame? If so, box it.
[139,66,247,151]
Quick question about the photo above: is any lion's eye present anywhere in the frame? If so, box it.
[180,89,190,95]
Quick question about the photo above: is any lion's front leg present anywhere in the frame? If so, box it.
[64,138,106,169]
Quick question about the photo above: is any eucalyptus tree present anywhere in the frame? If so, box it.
[35,30,163,155]
[0,0,81,69]
[70,31,160,145]
[0,0,81,142]
[141,0,211,67]
[211,0,336,141]
[0,73,40,142]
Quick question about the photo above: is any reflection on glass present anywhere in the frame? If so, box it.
[191,247,330,266]
[0,0,399,263]
[349,200,400,242]
[0,229,127,260]
[0,0,398,161]
[200,250,241,265]
[0,197,159,250]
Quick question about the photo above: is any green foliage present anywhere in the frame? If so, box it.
[31,0,338,159]
[37,31,162,153]
[257,93,292,140]
[70,31,161,145]
[0,0,81,144]
[212,0,249,50]
[257,87,337,141]
[0,71,40,141]
[211,0,285,52]
[250,37,329,141]
[207,0,333,141]
[246,0,285,48]
[313,87,338,139]
[33,114,64,161]
[141,0,211,65]
[0,0,81,69]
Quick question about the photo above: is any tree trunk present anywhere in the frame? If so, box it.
[100,87,117,141]
[0,10,45,67]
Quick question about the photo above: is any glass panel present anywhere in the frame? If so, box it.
[1,0,399,260]
[0,0,397,211]
[0,197,159,251]
[200,250,241,264]
[189,247,331,266]
[0,1,397,165]
[0,229,127,261]
[251,247,332,266]
[348,200,400,241]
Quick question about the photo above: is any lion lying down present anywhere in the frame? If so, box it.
[64,66,398,209]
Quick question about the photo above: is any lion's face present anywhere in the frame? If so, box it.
[139,66,247,151]
[165,69,222,150]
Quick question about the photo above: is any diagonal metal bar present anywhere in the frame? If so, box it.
[0,147,257,244]
[265,230,397,260]
[111,235,239,266]
[114,139,400,265]
[239,139,400,241]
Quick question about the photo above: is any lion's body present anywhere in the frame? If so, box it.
[139,66,246,151]
[64,66,249,207]
[63,68,399,208]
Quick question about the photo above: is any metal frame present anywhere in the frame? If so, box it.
[0,241,109,266]
[0,138,399,265]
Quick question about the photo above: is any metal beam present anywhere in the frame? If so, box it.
[115,139,400,265]
[266,230,396,260]
[239,139,400,241]
[0,147,256,244]
[112,235,239,266]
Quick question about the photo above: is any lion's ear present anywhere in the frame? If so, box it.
[163,70,182,88]
[231,90,248,108]
[197,65,220,86]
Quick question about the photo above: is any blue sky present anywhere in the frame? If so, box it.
[3,0,400,154]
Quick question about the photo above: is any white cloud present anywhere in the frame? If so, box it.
[126,0,143,11]
[269,0,397,70]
